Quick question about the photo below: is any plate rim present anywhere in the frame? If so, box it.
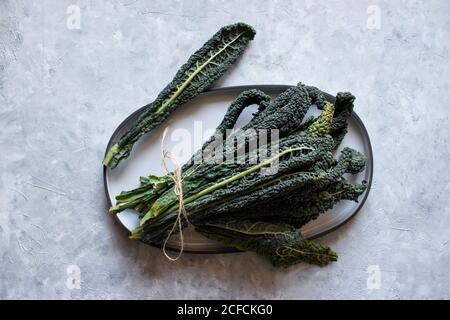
[103,84,373,254]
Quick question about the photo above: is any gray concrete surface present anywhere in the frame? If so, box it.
[1,0,449,299]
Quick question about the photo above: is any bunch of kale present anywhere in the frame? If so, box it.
[111,83,367,267]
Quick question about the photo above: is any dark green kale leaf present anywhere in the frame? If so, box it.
[305,85,327,110]
[185,89,272,169]
[304,102,335,138]
[227,180,367,229]
[269,180,368,228]
[104,22,256,169]
[246,82,312,136]
[330,92,356,148]
[302,86,356,149]
[188,147,366,222]
[195,219,337,267]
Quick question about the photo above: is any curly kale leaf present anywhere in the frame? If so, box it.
[227,180,367,228]
[271,180,368,228]
[330,92,355,148]
[195,219,337,267]
[305,85,327,110]
[302,86,355,149]
[246,82,311,136]
[104,22,256,169]
[185,89,272,169]
[304,102,335,138]
[189,147,366,222]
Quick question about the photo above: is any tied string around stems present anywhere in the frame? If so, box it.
[160,127,191,261]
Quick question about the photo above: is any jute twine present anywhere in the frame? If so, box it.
[160,127,190,261]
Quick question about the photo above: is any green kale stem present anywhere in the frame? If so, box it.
[103,144,119,168]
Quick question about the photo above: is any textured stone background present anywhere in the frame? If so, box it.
[1,0,449,299]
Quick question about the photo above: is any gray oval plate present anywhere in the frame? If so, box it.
[103,85,373,253]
